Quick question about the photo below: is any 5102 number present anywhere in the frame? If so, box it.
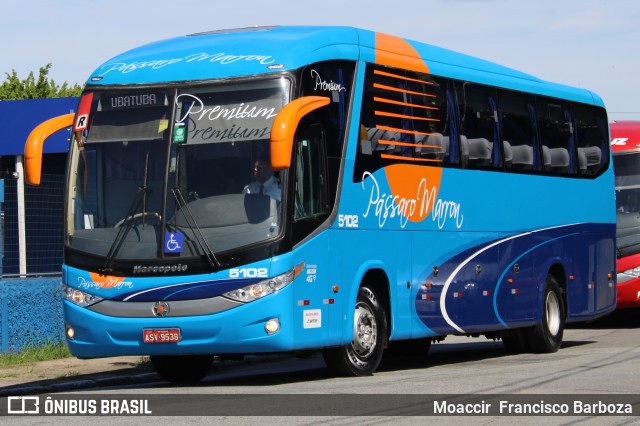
[229,268,268,278]
[338,214,359,228]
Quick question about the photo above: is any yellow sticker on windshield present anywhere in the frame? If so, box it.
[158,119,169,133]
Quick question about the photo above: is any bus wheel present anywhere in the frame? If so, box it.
[525,275,565,353]
[322,286,387,376]
[150,354,214,383]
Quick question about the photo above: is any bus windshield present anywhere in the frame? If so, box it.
[614,151,640,257]
[67,78,290,264]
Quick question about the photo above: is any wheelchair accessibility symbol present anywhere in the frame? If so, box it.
[164,232,184,254]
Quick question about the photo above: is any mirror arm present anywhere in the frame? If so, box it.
[24,113,75,185]
[270,96,330,170]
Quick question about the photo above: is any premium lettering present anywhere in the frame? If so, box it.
[175,94,277,123]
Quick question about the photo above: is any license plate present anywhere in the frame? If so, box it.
[143,328,181,343]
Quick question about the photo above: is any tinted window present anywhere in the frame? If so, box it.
[573,104,608,176]
[354,64,608,181]
[355,65,452,182]
[299,60,355,210]
[537,98,575,175]
[499,91,538,171]
[457,83,499,169]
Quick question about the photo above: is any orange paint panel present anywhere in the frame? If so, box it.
[376,124,437,137]
[380,153,442,164]
[375,33,430,74]
[375,110,440,122]
[89,272,127,289]
[373,83,435,98]
[377,139,423,148]
[384,163,442,222]
[374,69,434,85]
[374,96,438,111]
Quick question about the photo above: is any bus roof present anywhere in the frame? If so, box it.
[87,26,602,106]
[611,120,640,153]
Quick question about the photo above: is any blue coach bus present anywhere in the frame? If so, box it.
[25,26,615,382]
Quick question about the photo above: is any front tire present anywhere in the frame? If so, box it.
[525,275,565,353]
[322,286,387,376]
[150,354,214,383]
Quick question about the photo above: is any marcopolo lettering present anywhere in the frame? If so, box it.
[133,264,188,274]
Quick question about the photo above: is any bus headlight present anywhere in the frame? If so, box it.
[623,267,640,277]
[62,284,104,307]
[223,262,304,303]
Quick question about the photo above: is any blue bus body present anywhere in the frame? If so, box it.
[29,26,614,379]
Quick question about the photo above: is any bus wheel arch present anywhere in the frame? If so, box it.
[322,269,390,376]
[359,269,392,339]
[525,269,566,353]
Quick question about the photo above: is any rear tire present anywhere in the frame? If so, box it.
[150,354,214,383]
[322,286,387,376]
[525,275,565,353]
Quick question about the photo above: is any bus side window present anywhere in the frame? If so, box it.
[354,64,453,182]
[537,98,574,175]
[573,104,608,176]
[498,90,538,172]
[458,83,500,169]
[293,125,329,222]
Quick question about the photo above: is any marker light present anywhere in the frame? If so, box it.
[223,262,304,303]
[62,284,103,307]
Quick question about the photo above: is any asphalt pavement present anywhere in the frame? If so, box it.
[2,308,638,397]
[0,355,156,396]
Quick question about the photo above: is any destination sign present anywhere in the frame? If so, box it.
[100,92,167,111]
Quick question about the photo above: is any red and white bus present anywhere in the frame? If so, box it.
[612,120,640,308]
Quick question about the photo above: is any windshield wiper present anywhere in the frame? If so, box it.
[170,187,223,270]
[100,184,149,274]
[100,153,151,274]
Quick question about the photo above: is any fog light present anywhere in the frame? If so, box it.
[265,319,280,335]
[66,325,75,340]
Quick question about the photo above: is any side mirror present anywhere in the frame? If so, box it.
[24,113,75,185]
[270,96,330,171]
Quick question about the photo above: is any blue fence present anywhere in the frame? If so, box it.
[0,174,66,354]
[0,278,64,353]
[0,98,76,354]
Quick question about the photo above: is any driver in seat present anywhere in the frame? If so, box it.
[243,157,281,202]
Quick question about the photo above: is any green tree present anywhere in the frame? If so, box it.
[0,63,83,100]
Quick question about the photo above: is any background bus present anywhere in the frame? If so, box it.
[611,120,640,308]
[25,26,616,382]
